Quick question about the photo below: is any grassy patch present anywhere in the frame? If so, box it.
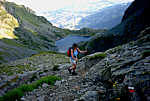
[14,6,39,27]
[89,52,106,60]
[0,88,24,101]
[0,56,6,62]
[0,57,4,61]
[0,64,36,76]
[142,50,150,58]
[2,39,25,47]
[106,45,122,54]
[5,30,18,39]
[35,76,60,86]
[31,51,64,57]
[142,71,150,75]
[25,28,38,36]
[0,76,60,101]
[30,51,69,65]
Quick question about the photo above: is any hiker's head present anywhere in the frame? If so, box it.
[72,43,78,49]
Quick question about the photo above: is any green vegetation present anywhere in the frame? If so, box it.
[0,88,24,101]
[0,64,36,76]
[78,41,87,51]
[0,57,4,62]
[107,45,122,54]
[0,51,69,76]
[142,71,150,75]
[31,51,65,57]
[30,51,70,65]
[142,50,150,58]
[2,39,26,47]
[0,76,60,101]
[89,52,106,60]
[0,4,19,39]
[53,65,60,71]
[71,28,106,36]
[0,51,12,63]
[3,2,51,27]
[25,28,38,36]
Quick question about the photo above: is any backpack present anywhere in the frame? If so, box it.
[67,47,79,57]
[67,47,72,57]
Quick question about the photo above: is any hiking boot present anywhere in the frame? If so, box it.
[72,72,78,75]
[68,68,72,74]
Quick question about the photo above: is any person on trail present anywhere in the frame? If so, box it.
[68,43,87,75]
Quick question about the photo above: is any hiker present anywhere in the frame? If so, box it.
[68,43,87,75]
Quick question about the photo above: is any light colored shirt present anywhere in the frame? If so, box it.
[70,49,78,60]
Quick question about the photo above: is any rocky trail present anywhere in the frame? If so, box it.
[22,28,150,101]
[0,28,150,101]
[23,60,96,101]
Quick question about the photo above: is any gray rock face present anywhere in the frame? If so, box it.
[42,83,49,88]
[54,81,62,86]
[80,91,100,101]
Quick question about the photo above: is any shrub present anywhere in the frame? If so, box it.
[36,76,60,86]
[0,76,60,101]
[89,52,106,60]
[2,88,24,101]
[18,84,35,92]
[0,97,3,101]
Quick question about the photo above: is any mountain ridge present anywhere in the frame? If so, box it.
[80,0,150,53]
[43,1,133,30]
[76,3,131,29]
[0,1,67,63]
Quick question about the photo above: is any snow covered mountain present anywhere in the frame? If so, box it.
[76,3,131,29]
[39,0,133,29]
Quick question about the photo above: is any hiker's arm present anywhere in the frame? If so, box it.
[71,49,77,60]
[78,48,87,54]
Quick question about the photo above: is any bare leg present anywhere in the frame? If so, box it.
[72,64,76,72]
[70,64,76,69]
[71,64,77,75]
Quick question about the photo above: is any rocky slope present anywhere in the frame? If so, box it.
[22,27,150,101]
[76,3,131,29]
[0,51,70,97]
[80,0,150,53]
[0,26,149,101]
